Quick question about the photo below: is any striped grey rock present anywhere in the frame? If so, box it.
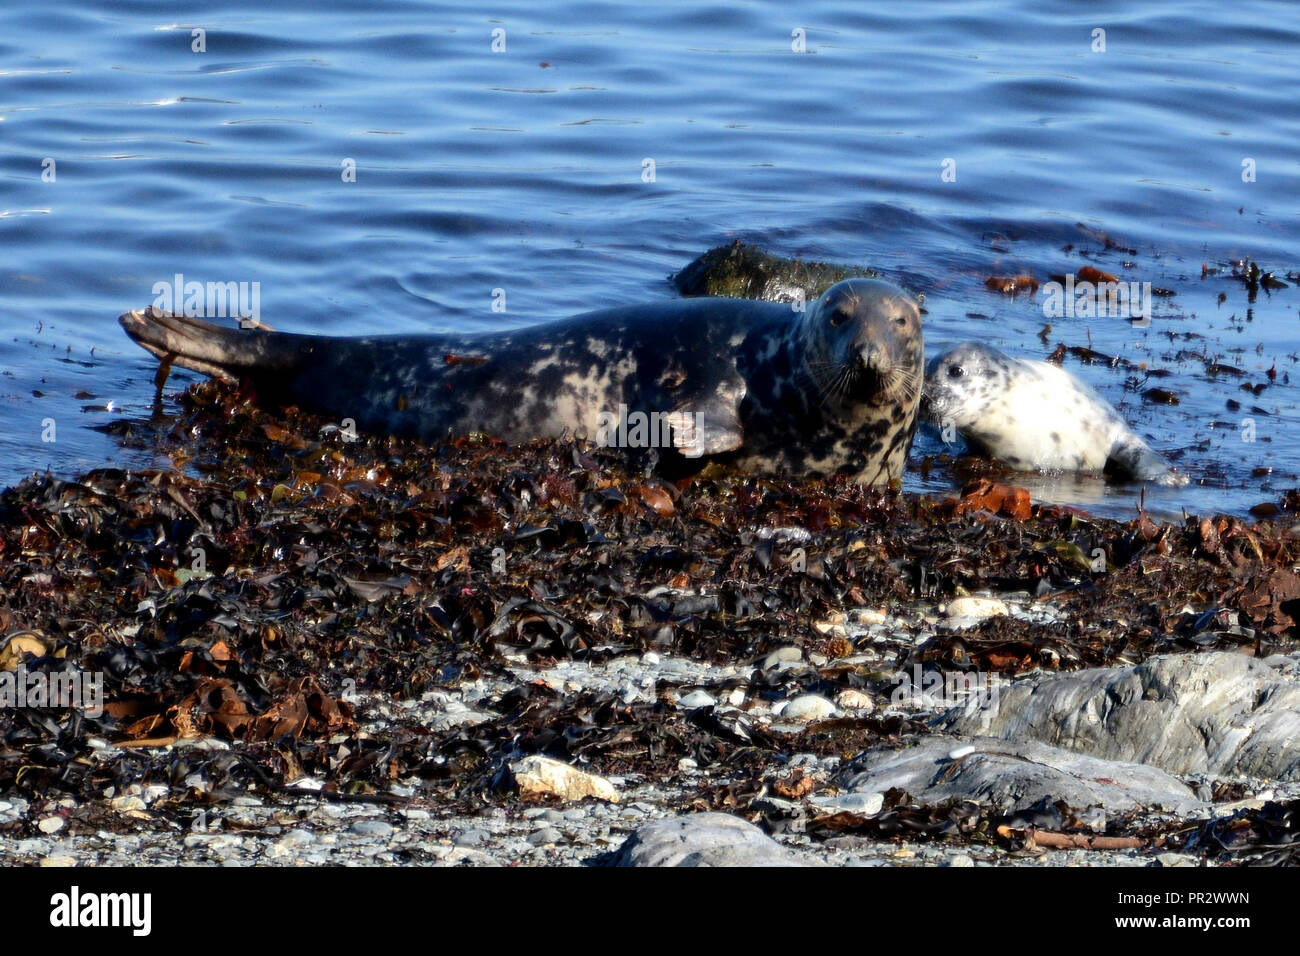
[837,736,1204,815]
[937,652,1300,780]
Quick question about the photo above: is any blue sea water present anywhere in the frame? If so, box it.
[1,0,1297,518]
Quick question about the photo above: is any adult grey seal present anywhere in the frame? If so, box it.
[922,342,1188,487]
[120,279,925,485]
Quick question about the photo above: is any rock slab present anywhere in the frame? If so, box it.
[837,736,1204,815]
[939,652,1300,780]
[612,813,808,867]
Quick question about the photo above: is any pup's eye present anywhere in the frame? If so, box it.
[947,365,965,379]
[829,309,851,328]
[894,315,908,327]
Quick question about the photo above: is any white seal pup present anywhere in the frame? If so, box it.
[922,342,1188,487]
[120,279,925,486]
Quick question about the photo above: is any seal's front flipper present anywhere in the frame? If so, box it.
[668,376,746,458]
[666,407,741,458]
[1107,439,1189,487]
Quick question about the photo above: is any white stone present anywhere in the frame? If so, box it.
[849,608,888,626]
[677,690,716,709]
[38,817,65,834]
[510,755,619,804]
[780,694,837,722]
[812,620,848,638]
[810,791,885,816]
[945,597,1008,620]
[763,646,803,670]
[836,689,874,711]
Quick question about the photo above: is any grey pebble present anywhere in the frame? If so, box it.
[528,827,563,846]
[278,828,316,847]
[348,820,394,839]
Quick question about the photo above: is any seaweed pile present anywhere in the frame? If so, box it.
[1,379,1298,860]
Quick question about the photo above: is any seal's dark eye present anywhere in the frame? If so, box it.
[947,365,965,379]
[829,308,851,328]
[894,315,908,327]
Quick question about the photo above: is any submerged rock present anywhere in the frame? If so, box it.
[671,242,876,303]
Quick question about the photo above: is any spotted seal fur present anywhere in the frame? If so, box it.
[922,342,1188,486]
[120,279,925,485]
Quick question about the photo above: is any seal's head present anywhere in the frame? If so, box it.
[922,342,1013,430]
[798,278,924,413]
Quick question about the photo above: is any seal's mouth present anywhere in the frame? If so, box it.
[919,391,943,424]
[807,346,921,409]
[822,359,921,408]
[866,356,923,407]
[847,354,882,399]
